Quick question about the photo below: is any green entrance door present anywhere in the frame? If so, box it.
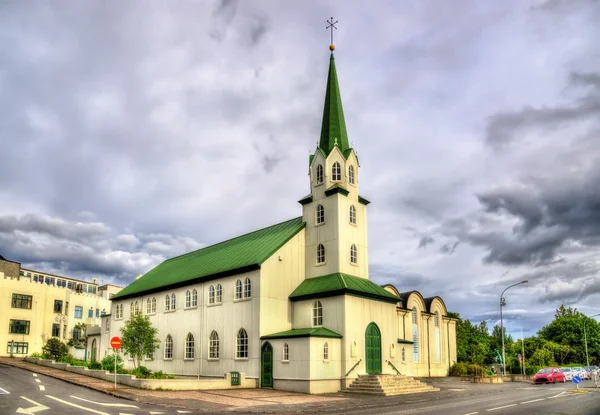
[365,322,382,374]
[261,342,273,388]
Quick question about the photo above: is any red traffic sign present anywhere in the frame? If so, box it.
[110,336,122,350]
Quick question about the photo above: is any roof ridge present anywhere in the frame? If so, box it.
[338,272,348,289]
[165,217,302,263]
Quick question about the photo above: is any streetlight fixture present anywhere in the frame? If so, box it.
[500,280,528,376]
[584,313,600,367]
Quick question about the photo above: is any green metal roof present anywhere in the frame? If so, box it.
[319,53,349,156]
[261,327,342,340]
[289,273,400,303]
[112,217,305,300]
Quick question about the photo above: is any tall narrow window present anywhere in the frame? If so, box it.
[130,302,135,316]
[350,244,357,264]
[146,298,152,314]
[165,295,170,311]
[283,343,289,361]
[413,326,419,362]
[412,307,417,324]
[349,165,355,184]
[332,162,341,181]
[312,300,323,326]
[135,301,140,315]
[401,347,406,362]
[209,286,215,304]
[185,290,191,308]
[192,289,198,306]
[171,293,176,310]
[209,331,219,359]
[235,280,243,299]
[316,204,325,224]
[216,284,223,303]
[317,244,325,264]
[151,297,156,314]
[316,164,324,184]
[434,312,441,362]
[323,342,329,360]
[244,278,252,298]
[164,335,173,359]
[236,328,248,358]
[349,205,356,224]
[185,333,195,359]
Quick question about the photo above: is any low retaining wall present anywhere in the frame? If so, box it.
[24,357,257,390]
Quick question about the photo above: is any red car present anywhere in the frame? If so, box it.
[532,368,566,384]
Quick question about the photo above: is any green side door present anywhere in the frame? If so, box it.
[261,342,273,388]
[365,323,382,374]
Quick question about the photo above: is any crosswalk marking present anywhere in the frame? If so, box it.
[70,396,139,408]
[46,395,110,415]
[39,385,45,391]
[35,379,41,383]
[33,374,38,377]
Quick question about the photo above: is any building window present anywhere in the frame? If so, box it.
[11,294,32,309]
[53,300,63,313]
[316,204,325,224]
[95,309,99,318]
[235,280,243,300]
[151,298,156,314]
[413,326,419,362]
[316,164,324,184]
[349,165,355,184]
[88,308,93,319]
[209,286,215,304]
[192,289,198,307]
[324,342,329,360]
[74,306,83,319]
[146,298,152,314]
[135,301,140,316]
[115,304,123,319]
[63,324,67,339]
[332,162,341,181]
[434,312,440,327]
[73,326,81,340]
[401,347,406,362]
[216,284,222,303]
[350,244,357,264]
[412,307,417,324]
[186,290,191,308]
[283,343,289,361]
[7,342,28,355]
[435,312,441,362]
[52,323,60,337]
[236,328,248,358]
[9,320,30,335]
[349,205,356,224]
[244,278,252,298]
[171,294,176,310]
[312,300,323,327]
[130,302,135,316]
[165,295,170,311]
[317,244,325,264]
[185,333,195,359]
[209,331,219,359]
[164,335,173,359]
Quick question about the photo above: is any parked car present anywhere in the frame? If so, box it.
[533,368,566,384]
[560,367,574,381]
[572,367,590,380]
[584,365,599,376]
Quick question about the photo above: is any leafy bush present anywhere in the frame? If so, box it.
[88,361,102,370]
[42,338,69,361]
[132,366,152,378]
[150,370,175,379]
[467,364,484,376]
[101,354,124,372]
[451,362,468,376]
[116,367,130,374]
[29,352,44,358]
[526,365,541,375]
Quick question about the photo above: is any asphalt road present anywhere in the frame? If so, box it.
[0,364,202,415]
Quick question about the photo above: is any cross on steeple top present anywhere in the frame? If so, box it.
[326,17,338,51]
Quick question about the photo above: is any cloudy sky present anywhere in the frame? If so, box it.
[1,0,599,338]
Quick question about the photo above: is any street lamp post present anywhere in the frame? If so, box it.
[584,313,600,367]
[500,280,528,376]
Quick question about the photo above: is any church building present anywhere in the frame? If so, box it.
[108,43,457,394]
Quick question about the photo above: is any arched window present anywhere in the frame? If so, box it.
[349,165,355,184]
[185,333,195,359]
[283,343,289,361]
[350,244,357,264]
[244,278,252,298]
[146,298,152,314]
[165,295,170,311]
[401,347,406,362]
[135,301,140,315]
[216,284,222,303]
[130,302,135,316]
[151,297,156,314]
[323,342,329,360]
[192,289,198,307]
[412,307,418,324]
[434,312,440,327]
[171,293,176,310]
[209,286,215,304]
[316,204,325,224]
[236,328,248,358]
[185,290,191,308]
[312,300,323,327]
[235,280,243,299]
[349,205,356,224]
[316,164,324,184]
[332,162,341,181]
[164,335,173,359]
[317,244,325,264]
[209,331,219,359]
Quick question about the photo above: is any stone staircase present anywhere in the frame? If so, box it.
[344,374,440,396]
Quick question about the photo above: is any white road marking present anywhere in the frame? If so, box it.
[548,391,567,399]
[449,388,466,391]
[149,412,165,414]
[33,374,38,377]
[70,395,139,408]
[464,412,479,415]
[16,396,49,414]
[119,413,135,415]
[521,398,544,404]
[34,378,41,383]
[177,411,192,414]
[487,404,517,411]
[39,385,45,391]
[45,395,110,415]
[0,386,9,394]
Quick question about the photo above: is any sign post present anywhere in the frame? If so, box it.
[110,336,122,390]
[572,375,582,391]
[9,340,14,357]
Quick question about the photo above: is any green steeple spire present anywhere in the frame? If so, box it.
[319,53,349,155]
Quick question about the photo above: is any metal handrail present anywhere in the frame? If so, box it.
[386,360,401,375]
[345,359,362,377]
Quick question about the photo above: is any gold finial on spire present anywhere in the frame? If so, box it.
[326,17,338,52]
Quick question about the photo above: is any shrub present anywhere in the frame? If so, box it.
[29,352,44,358]
[526,366,541,376]
[42,338,69,361]
[101,354,124,372]
[89,361,102,370]
[132,366,152,379]
[451,362,468,376]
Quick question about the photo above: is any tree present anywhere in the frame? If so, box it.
[120,314,159,368]
[67,322,88,350]
[42,338,69,361]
